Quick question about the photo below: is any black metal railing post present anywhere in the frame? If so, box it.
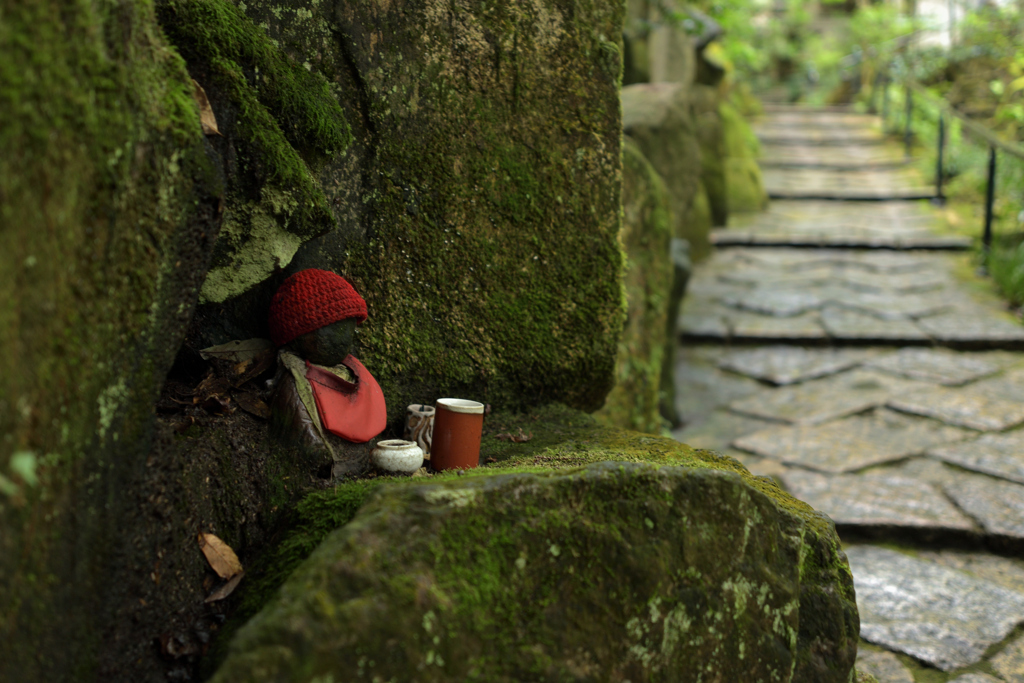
[882,78,890,132]
[935,115,946,202]
[983,146,997,260]
[904,85,914,157]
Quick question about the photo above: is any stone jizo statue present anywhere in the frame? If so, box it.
[268,269,387,477]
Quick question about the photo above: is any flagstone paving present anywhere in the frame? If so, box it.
[673,106,1024,679]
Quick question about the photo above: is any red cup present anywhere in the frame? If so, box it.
[430,399,484,471]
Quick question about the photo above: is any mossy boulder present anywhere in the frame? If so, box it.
[209,443,859,681]
[722,100,769,213]
[621,83,712,262]
[692,84,728,227]
[596,139,673,434]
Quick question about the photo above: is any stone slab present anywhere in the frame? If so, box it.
[727,370,915,425]
[674,346,764,425]
[854,650,914,683]
[949,674,1003,683]
[679,310,729,338]
[727,310,828,341]
[889,384,1024,431]
[828,290,952,321]
[839,270,952,294]
[865,348,1001,386]
[733,410,972,473]
[821,306,929,342]
[846,545,1024,671]
[720,289,823,317]
[716,346,875,385]
[930,432,1024,485]
[992,633,1024,682]
[712,231,971,250]
[917,310,1024,347]
[916,549,1024,595]
[944,472,1024,539]
[779,470,975,531]
[673,410,777,454]
[718,267,834,289]
[886,457,962,488]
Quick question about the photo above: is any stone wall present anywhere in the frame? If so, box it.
[607,0,767,433]
[596,139,673,433]
[0,0,625,679]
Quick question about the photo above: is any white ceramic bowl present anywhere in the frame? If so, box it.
[372,439,424,474]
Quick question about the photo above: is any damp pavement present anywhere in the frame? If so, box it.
[674,106,1024,681]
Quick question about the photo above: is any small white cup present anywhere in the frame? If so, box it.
[372,439,425,474]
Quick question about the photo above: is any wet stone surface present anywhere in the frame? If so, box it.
[915,549,1024,595]
[991,634,1024,682]
[676,107,1024,679]
[888,383,1024,432]
[865,348,1001,386]
[820,305,928,342]
[948,674,1004,683]
[943,472,1024,540]
[727,309,827,341]
[716,346,875,385]
[779,469,975,532]
[929,431,1024,485]
[727,370,920,425]
[854,649,914,683]
[733,409,970,473]
[719,288,822,317]
[917,309,1024,346]
[847,545,1024,671]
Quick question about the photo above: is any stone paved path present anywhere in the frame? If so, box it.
[674,106,1024,681]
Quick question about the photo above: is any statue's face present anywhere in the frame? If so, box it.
[288,318,358,366]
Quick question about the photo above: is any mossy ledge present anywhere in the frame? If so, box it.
[206,404,858,682]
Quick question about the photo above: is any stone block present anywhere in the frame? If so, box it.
[210,463,859,682]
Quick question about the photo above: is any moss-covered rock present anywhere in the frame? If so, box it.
[178,0,627,416]
[156,0,353,304]
[621,82,712,261]
[596,139,673,434]
[0,0,224,677]
[209,444,859,681]
[722,99,769,213]
[1,0,627,679]
[692,84,728,227]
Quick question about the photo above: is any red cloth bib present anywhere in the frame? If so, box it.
[305,355,386,443]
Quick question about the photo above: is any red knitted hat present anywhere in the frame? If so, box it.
[268,269,367,346]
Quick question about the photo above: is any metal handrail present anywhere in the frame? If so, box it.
[880,74,1024,261]
[903,79,1024,160]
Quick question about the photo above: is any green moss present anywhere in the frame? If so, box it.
[216,403,837,652]
[209,441,857,681]
[721,100,768,213]
[297,0,628,416]
[0,0,222,676]
[596,139,673,434]
[157,0,352,302]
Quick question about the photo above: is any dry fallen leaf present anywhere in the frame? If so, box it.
[233,391,271,420]
[496,427,532,443]
[199,338,273,363]
[511,427,533,443]
[204,570,244,603]
[198,533,242,579]
[191,79,221,136]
